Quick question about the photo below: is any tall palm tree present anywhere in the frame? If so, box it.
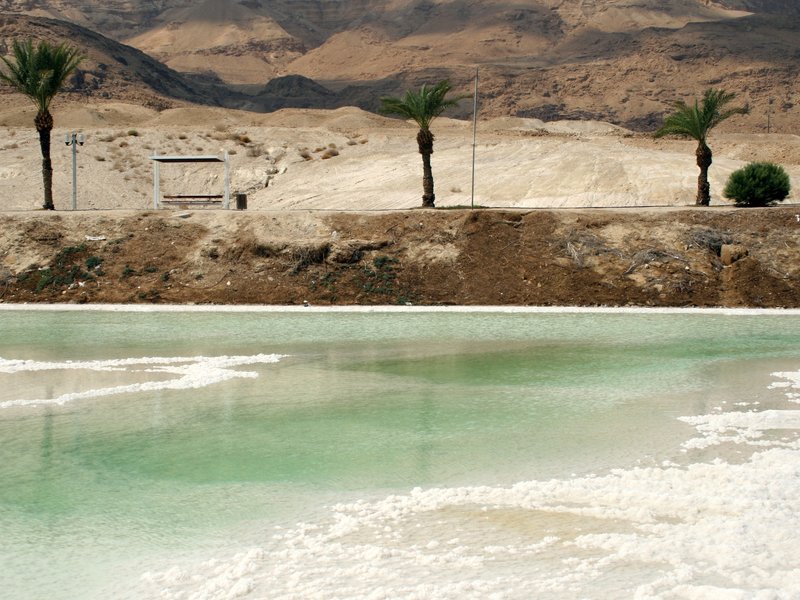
[654,88,748,206]
[380,80,465,208]
[0,39,84,210]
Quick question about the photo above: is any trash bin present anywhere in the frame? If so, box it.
[235,193,247,210]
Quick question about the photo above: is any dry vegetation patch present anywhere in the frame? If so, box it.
[2,208,800,307]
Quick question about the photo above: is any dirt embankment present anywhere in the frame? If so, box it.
[1,207,799,308]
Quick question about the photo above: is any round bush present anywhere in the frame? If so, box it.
[723,162,791,207]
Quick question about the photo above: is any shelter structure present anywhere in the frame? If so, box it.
[150,152,230,209]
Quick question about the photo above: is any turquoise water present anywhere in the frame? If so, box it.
[1,309,799,599]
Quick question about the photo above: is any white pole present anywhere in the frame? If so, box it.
[153,156,160,209]
[471,67,478,209]
[65,132,81,210]
[71,135,77,211]
[223,151,230,209]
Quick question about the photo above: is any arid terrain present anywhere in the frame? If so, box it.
[0,1,797,131]
[0,100,798,308]
[0,103,797,212]
[0,1,798,308]
[2,206,800,308]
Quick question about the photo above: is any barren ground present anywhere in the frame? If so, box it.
[1,103,798,309]
[0,105,797,213]
[2,206,799,308]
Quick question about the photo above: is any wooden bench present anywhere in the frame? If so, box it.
[161,194,224,207]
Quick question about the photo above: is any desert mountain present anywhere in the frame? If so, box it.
[0,14,212,110]
[0,13,342,114]
[0,1,797,131]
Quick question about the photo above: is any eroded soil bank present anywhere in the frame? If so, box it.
[1,207,799,308]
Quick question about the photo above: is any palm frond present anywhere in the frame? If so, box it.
[654,88,747,142]
[380,79,465,131]
[0,39,84,112]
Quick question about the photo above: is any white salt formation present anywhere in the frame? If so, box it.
[0,354,284,408]
[142,370,800,599]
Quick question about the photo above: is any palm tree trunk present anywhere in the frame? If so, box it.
[420,152,435,208]
[35,111,55,210]
[695,141,712,206]
[417,128,435,208]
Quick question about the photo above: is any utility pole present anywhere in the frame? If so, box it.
[64,132,85,210]
[471,67,478,209]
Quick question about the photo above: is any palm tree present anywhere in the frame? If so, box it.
[654,88,748,206]
[0,39,84,210]
[380,80,465,208]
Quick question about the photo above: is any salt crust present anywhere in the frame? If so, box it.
[0,354,284,408]
[142,370,800,599]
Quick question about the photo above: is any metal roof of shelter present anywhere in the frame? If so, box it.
[150,155,225,163]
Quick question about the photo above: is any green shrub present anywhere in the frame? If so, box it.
[723,162,791,207]
[85,256,103,270]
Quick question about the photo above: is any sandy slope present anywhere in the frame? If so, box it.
[0,103,797,212]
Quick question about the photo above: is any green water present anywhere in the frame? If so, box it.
[1,309,799,599]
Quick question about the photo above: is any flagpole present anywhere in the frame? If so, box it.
[471,67,478,209]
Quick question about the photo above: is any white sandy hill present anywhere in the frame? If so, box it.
[0,103,797,212]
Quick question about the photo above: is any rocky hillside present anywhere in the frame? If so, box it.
[0,14,208,110]
[0,1,797,131]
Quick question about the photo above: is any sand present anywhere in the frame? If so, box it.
[0,102,797,213]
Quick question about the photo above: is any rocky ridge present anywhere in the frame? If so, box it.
[0,1,796,131]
